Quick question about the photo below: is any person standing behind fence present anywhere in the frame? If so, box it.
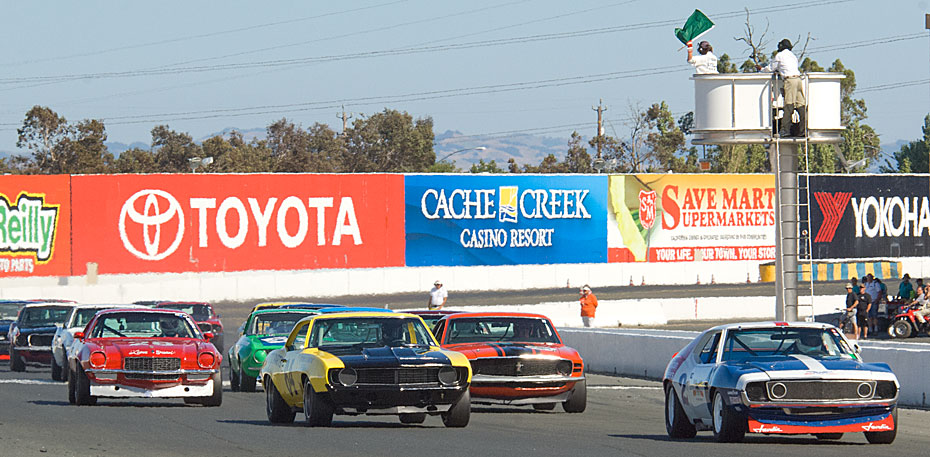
[864,274,881,332]
[856,284,872,339]
[579,285,598,327]
[898,274,914,299]
[428,280,447,310]
[844,283,858,336]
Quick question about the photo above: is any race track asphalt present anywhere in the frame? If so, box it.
[2,340,927,457]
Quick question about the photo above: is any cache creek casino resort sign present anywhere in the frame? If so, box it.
[405,175,607,266]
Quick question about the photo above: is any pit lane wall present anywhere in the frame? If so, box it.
[560,327,930,407]
[2,173,930,302]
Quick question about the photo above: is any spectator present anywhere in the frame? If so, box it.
[579,285,598,327]
[913,285,930,324]
[427,280,447,310]
[917,278,924,294]
[844,283,858,337]
[898,274,914,300]
[850,277,859,291]
[856,284,872,339]
[687,40,718,74]
[864,274,881,332]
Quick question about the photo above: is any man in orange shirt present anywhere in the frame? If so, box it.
[579,285,598,327]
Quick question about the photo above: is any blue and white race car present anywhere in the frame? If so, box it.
[663,322,898,444]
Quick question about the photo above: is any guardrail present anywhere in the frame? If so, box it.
[560,327,930,407]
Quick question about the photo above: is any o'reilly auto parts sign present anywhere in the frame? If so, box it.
[807,175,930,259]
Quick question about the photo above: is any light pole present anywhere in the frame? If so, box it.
[438,146,487,163]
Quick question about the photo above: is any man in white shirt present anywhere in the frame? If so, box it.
[687,40,718,74]
[428,280,448,310]
[759,39,806,137]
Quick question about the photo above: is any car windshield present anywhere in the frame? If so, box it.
[445,317,560,344]
[721,327,854,361]
[0,303,24,320]
[71,309,105,328]
[156,303,212,320]
[20,306,72,327]
[250,312,311,336]
[307,317,435,350]
[90,312,198,339]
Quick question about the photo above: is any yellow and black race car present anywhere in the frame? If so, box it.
[259,312,472,427]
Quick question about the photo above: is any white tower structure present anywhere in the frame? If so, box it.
[690,72,846,321]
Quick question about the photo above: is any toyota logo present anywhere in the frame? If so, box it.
[119,189,185,261]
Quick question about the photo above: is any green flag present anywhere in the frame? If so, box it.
[674,9,714,45]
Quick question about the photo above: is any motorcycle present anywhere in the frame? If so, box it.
[887,303,930,338]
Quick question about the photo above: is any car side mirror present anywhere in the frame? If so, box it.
[74,331,84,341]
[203,332,214,341]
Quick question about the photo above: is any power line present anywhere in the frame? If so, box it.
[0,0,410,67]
[0,0,852,87]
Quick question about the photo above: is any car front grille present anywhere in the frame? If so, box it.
[765,380,877,401]
[124,373,181,381]
[124,357,181,372]
[27,334,53,347]
[470,358,561,376]
[354,368,439,385]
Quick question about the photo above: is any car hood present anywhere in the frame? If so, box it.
[332,346,451,368]
[97,339,206,359]
[729,355,888,378]
[16,325,59,335]
[444,342,564,359]
[245,335,289,350]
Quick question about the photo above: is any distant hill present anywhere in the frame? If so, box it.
[434,130,568,170]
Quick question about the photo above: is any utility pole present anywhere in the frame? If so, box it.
[337,105,353,136]
[592,99,607,158]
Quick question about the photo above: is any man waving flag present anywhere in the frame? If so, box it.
[674,9,714,45]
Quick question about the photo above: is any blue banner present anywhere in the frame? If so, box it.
[405,175,607,266]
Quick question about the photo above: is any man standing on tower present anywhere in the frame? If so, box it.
[758,39,806,137]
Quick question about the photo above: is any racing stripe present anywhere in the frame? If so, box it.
[488,344,505,356]
[790,354,827,372]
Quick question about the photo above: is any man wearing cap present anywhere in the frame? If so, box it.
[579,285,598,327]
[758,39,806,137]
[428,280,448,310]
[843,283,858,338]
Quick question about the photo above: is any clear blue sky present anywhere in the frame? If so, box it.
[0,0,926,158]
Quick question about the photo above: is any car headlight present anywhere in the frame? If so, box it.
[438,366,458,386]
[338,367,358,386]
[252,350,267,364]
[556,360,573,376]
[875,381,897,399]
[745,382,767,401]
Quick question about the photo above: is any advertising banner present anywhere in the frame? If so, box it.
[806,174,930,259]
[608,174,776,263]
[0,175,71,277]
[71,174,405,274]
[405,175,607,266]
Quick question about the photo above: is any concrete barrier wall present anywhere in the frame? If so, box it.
[560,327,930,408]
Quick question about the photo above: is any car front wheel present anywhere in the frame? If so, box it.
[562,380,586,413]
[303,378,334,427]
[665,384,696,439]
[864,408,897,444]
[265,377,295,424]
[712,391,745,443]
[9,348,25,372]
[74,365,97,406]
[442,389,470,427]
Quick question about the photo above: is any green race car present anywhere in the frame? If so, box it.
[228,309,319,392]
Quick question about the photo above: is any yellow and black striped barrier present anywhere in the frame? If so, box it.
[759,260,904,283]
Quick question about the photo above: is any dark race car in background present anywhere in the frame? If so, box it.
[664,322,899,444]
[155,302,224,352]
[1,300,36,358]
[8,303,76,371]
[434,312,586,413]
[406,310,463,334]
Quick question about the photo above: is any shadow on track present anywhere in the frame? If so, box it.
[217,419,441,428]
[610,434,864,445]
[30,400,191,408]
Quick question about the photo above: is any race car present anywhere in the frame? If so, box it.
[228,308,319,391]
[68,308,223,406]
[260,312,472,427]
[433,312,586,412]
[663,322,899,444]
[0,300,36,357]
[154,302,225,352]
[8,302,76,371]
[405,310,463,334]
[51,304,144,381]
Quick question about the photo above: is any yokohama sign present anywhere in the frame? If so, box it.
[71,174,405,274]
[806,175,930,259]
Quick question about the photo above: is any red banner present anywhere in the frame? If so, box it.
[0,175,72,277]
[71,174,405,274]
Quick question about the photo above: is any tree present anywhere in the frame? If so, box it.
[564,131,593,173]
[469,159,505,173]
[885,115,930,173]
[16,106,71,174]
[112,148,158,173]
[151,125,201,173]
[204,132,272,173]
[524,154,565,173]
[343,109,434,172]
[645,102,698,173]
[57,119,114,174]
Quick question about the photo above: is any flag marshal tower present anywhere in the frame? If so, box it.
[690,70,846,322]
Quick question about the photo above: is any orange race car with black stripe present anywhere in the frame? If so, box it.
[433,312,585,413]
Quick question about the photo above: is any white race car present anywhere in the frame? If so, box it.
[51,304,143,381]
